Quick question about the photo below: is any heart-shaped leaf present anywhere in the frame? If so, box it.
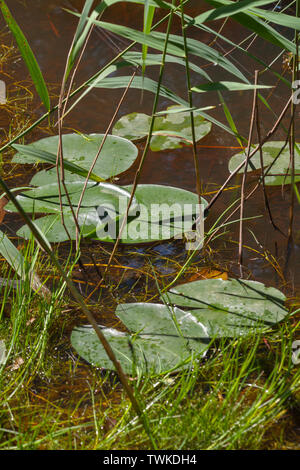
[228,141,300,186]
[71,278,289,375]
[13,183,140,243]
[161,278,288,337]
[5,182,136,214]
[13,182,206,245]
[17,211,104,243]
[71,303,209,375]
[113,105,212,151]
[12,133,138,180]
[95,184,207,243]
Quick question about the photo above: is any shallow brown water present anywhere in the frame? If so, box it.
[3,0,299,295]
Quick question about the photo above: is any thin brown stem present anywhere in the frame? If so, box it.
[74,70,137,248]
[238,70,258,268]
[205,96,292,214]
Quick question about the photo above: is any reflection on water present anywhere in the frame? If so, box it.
[2,0,300,295]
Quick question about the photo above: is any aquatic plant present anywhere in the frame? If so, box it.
[72,278,290,375]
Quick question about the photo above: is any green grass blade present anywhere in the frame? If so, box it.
[194,0,275,23]
[249,7,300,30]
[92,75,189,106]
[192,81,271,92]
[185,16,292,89]
[0,0,50,110]
[87,18,249,82]
[142,2,156,77]
[204,0,296,53]
[123,51,212,79]
[67,0,95,77]
[69,8,250,83]
[217,91,246,147]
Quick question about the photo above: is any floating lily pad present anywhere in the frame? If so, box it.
[95,184,207,244]
[5,182,136,214]
[30,168,86,187]
[115,302,209,339]
[17,211,104,243]
[12,133,138,180]
[113,105,212,151]
[13,183,139,243]
[71,303,209,375]
[161,278,288,337]
[71,278,289,375]
[13,181,206,245]
[228,141,300,185]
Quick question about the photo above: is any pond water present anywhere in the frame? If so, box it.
[2,0,300,296]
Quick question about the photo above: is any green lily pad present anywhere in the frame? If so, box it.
[95,184,207,244]
[30,169,86,187]
[17,211,99,243]
[5,182,136,214]
[228,141,300,186]
[116,302,209,338]
[71,303,209,375]
[71,278,289,375]
[13,182,206,245]
[12,133,138,180]
[113,105,212,151]
[161,278,288,337]
[13,182,139,243]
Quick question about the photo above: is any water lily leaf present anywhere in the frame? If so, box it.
[12,145,105,183]
[113,113,152,141]
[161,278,288,337]
[5,182,93,214]
[5,182,136,214]
[17,211,104,243]
[12,134,138,180]
[14,182,206,245]
[71,278,289,374]
[30,169,86,186]
[116,302,210,339]
[0,229,25,276]
[71,303,209,375]
[228,141,300,186]
[14,183,139,243]
[113,105,212,151]
[95,184,207,243]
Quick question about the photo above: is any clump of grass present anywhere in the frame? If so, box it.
[0,238,298,450]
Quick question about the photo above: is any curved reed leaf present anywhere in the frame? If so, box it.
[86,17,249,82]
[92,75,188,106]
[249,6,300,30]
[67,0,97,77]
[0,0,50,110]
[204,0,296,53]
[194,0,275,24]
